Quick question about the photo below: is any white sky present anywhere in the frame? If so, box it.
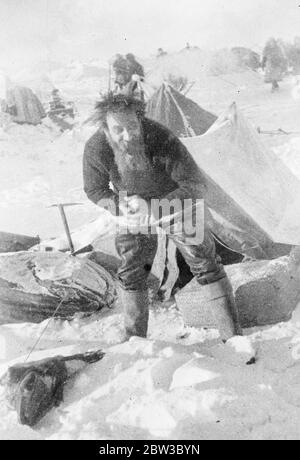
[1,0,300,71]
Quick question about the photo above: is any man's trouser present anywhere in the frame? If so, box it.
[115,227,229,338]
[116,228,225,291]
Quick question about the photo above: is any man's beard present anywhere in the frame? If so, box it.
[106,132,150,179]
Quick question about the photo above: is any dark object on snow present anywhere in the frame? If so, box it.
[146,82,217,137]
[0,252,116,324]
[0,232,40,253]
[1,350,105,427]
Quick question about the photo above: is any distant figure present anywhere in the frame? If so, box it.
[111,53,145,99]
[126,53,144,80]
[186,42,191,50]
[112,54,130,91]
[262,38,287,92]
[124,53,145,100]
[50,89,65,111]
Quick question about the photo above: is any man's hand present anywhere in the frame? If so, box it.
[119,195,155,229]
[120,195,145,214]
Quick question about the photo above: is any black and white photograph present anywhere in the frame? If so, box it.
[1,0,300,442]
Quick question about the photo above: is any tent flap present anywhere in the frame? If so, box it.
[147,82,217,137]
[182,103,300,248]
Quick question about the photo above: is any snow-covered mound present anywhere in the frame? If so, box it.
[145,48,256,88]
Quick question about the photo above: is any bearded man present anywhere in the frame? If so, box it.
[83,93,242,341]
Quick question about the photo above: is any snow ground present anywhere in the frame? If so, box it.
[1,304,300,440]
[1,70,300,440]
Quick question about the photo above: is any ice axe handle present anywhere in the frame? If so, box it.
[58,205,75,254]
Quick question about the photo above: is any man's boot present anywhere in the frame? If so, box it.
[120,289,149,339]
[217,277,243,340]
[175,276,243,342]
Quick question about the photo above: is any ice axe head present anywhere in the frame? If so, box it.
[48,203,84,209]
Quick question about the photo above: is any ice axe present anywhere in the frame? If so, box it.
[49,202,83,254]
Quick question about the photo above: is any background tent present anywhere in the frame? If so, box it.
[147,83,217,137]
[0,252,116,324]
[5,86,46,125]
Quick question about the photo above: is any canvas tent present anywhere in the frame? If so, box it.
[181,103,300,257]
[146,85,298,258]
[147,83,217,137]
[4,86,46,125]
